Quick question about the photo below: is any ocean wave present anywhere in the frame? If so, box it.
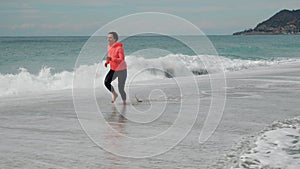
[218,116,300,169]
[0,67,74,97]
[0,54,297,97]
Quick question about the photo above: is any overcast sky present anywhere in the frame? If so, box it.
[1,0,299,36]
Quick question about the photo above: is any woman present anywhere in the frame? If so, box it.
[104,32,127,105]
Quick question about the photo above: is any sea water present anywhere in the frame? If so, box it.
[0,35,299,96]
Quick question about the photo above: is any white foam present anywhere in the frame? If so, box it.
[0,67,73,96]
[0,54,297,97]
[231,117,300,169]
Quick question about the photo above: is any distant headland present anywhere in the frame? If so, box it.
[233,9,300,35]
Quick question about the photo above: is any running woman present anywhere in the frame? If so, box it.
[104,32,127,105]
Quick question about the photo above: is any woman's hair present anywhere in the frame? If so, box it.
[108,32,118,41]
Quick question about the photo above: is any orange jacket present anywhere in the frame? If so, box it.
[106,42,127,71]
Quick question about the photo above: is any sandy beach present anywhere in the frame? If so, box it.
[1,61,299,169]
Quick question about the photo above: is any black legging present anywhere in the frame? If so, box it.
[104,69,127,101]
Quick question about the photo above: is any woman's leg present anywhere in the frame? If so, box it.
[104,69,118,102]
[104,69,115,92]
[117,69,127,102]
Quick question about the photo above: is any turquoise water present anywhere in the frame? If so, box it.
[0,36,85,74]
[210,35,300,60]
[0,35,299,74]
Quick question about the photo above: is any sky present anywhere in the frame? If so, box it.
[0,0,299,36]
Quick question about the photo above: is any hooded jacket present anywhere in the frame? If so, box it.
[106,42,127,71]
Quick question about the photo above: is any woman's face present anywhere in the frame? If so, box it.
[107,34,116,45]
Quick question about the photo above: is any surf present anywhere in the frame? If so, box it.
[0,54,297,97]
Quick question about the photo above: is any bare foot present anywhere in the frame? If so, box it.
[111,92,118,103]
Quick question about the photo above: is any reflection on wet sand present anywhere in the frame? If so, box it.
[108,105,127,124]
[103,105,128,141]
[104,105,128,169]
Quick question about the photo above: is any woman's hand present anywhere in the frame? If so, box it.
[106,56,112,61]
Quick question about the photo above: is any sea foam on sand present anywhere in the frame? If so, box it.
[228,117,300,169]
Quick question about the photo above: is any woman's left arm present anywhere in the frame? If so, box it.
[113,47,125,63]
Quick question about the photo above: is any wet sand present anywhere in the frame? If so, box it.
[1,62,300,168]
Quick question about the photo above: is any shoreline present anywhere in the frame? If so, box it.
[1,61,300,168]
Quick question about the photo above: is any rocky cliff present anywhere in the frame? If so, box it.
[233,9,300,35]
